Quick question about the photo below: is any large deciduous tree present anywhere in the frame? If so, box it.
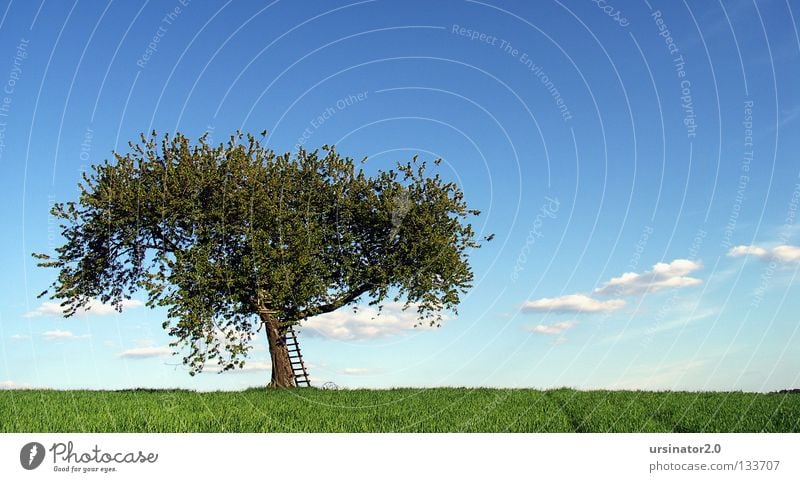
[34,132,483,387]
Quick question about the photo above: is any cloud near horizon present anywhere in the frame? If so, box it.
[42,330,90,341]
[525,320,577,335]
[25,298,143,318]
[521,294,625,313]
[302,303,439,341]
[118,346,172,359]
[593,259,703,296]
[727,244,800,263]
[0,380,34,390]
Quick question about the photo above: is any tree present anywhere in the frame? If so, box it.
[34,131,483,387]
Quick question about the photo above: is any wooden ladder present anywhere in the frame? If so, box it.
[283,325,311,387]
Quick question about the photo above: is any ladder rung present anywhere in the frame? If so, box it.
[281,326,309,386]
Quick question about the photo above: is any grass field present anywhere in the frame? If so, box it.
[1,388,798,432]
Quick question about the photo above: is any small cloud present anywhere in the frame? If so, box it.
[239,360,271,372]
[524,320,577,335]
[341,367,371,375]
[728,245,769,258]
[42,330,90,341]
[24,298,143,318]
[0,380,33,390]
[728,244,800,263]
[25,302,68,318]
[118,346,172,359]
[10,334,30,340]
[302,303,440,341]
[594,259,703,296]
[522,294,625,313]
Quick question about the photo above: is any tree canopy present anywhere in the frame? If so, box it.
[34,131,483,384]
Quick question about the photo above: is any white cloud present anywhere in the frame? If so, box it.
[728,244,800,263]
[341,367,371,375]
[25,302,70,318]
[302,303,438,341]
[118,346,172,359]
[525,320,576,335]
[238,360,272,372]
[728,245,769,258]
[10,334,30,340]
[593,259,703,296]
[521,294,625,313]
[42,330,90,341]
[772,246,800,261]
[24,298,143,318]
[0,380,33,390]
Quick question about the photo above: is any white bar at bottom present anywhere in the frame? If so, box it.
[1,433,797,481]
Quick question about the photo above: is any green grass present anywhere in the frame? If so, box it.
[1,388,798,432]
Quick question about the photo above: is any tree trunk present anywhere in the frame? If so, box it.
[258,310,295,388]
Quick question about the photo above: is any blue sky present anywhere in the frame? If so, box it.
[0,0,798,392]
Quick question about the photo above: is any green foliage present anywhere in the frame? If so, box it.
[1,389,797,433]
[34,132,482,374]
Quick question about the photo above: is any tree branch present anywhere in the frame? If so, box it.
[148,220,181,253]
[295,282,371,319]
